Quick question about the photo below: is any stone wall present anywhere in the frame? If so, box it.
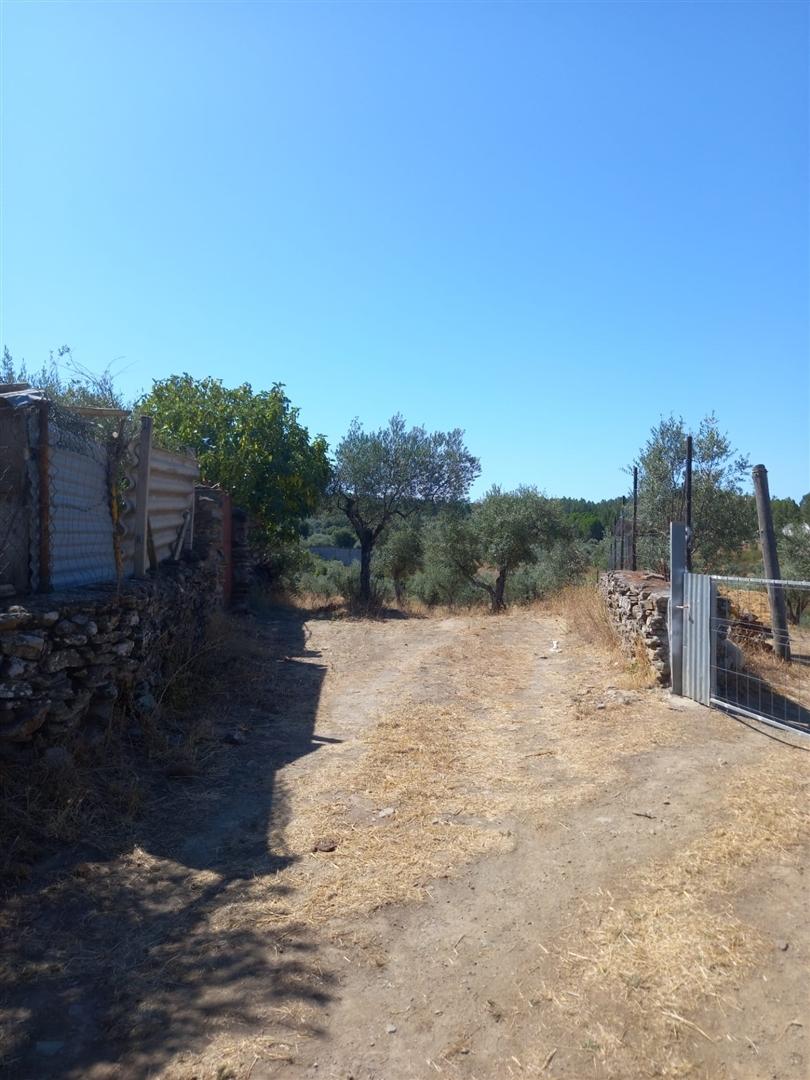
[0,489,227,757]
[599,571,671,684]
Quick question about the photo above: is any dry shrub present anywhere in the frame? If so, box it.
[552,584,618,653]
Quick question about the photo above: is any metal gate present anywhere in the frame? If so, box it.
[682,571,713,706]
[671,525,810,736]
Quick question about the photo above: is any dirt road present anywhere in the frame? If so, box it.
[1,605,808,1079]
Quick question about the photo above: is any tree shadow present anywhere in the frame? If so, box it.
[0,607,334,1078]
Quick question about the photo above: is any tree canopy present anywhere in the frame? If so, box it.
[429,486,566,611]
[330,414,479,603]
[633,414,753,574]
[140,374,329,543]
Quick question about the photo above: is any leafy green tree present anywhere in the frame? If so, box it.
[331,527,357,548]
[377,525,423,604]
[770,497,801,533]
[140,374,329,543]
[778,525,810,624]
[633,414,753,574]
[428,487,565,612]
[330,414,479,604]
[800,493,810,523]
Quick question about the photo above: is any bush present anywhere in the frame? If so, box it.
[256,541,316,594]
[505,540,591,604]
[406,566,485,609]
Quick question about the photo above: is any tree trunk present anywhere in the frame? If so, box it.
[394,577,404,606]
[359,535,373,605]
[492,568,507,613]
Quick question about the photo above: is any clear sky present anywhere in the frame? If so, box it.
[1,0,808,501]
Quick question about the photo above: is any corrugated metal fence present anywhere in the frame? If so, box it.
[0,390,200,592]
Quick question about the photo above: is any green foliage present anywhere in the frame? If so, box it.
[139,374,329,544]
[504,539,592,604]
[377,525,423,602]
[770,497,802,532]
[257,540,317,594]
[633,413,753,574]
[801,493,810,523]
[330,414,479,603]
[778,525,810,624]
[425,487,566,611]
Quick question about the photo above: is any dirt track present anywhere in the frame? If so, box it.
[1,606,808,1079]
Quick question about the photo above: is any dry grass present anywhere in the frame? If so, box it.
[551,584,659,689]
[221,696,516,932]
[549,756,810,1077]
[550,584,618,653]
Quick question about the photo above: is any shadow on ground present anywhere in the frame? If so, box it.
[0,607,332,1079]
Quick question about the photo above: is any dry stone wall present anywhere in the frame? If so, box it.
[0,489,228,758]
[599,571,671,684]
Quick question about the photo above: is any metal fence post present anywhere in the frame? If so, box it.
[669,522,686,695]
[133,416,153,577]
[37,400,51,593]
[631,466,638,571]
[685,435,693,572]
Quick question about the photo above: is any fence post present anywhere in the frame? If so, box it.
[37,400,51,593]
[752,464,791,661]
[631,466,638,571]
[685,435,693,572]
[669,522,686,695]
[133,416,153,578]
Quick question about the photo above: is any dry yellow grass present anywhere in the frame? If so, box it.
[213,691,520,937]
[551,583,660,690]
[548,755,809,1077]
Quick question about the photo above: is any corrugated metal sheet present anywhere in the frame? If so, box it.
[49,438,117,588]
[682,572,712,705]
[148,446,198,563]
[121,443,199,572]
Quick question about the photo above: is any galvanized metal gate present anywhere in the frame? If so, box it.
[671,524,810,737]
[682,571,713,706]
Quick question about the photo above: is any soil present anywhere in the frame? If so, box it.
[1,605,808,1080]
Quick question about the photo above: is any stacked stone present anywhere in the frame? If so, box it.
[598,571,671,684]
[231,507,256,609]
[0,559,220,755]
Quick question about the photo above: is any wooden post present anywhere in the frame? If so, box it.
[685,435,693,572]
[752,464,790,661]
[631,466,638,571]
[619,497,626,570]
[37,400,51,593]
[133,416,153,578]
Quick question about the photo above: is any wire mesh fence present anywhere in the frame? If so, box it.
[47,406,118,589]
[711,576,810,734]
[0,390,199,595]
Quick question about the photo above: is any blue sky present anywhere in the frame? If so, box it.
[2,0,808,500]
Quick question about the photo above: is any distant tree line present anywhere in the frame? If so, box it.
[4,348,808,615]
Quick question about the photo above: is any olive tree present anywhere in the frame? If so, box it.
[429,486,565,612]
[330,415,479,605]
[778,525,810,625]
[633,414,753,574]
[377,525,423,604]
